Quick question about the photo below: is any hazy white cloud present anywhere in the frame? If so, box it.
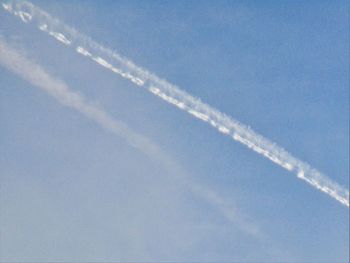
[0,36,260,241]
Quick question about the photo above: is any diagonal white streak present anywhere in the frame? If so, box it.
[0,37,260,236]
[2,0,348,207]
[0,37,164,162]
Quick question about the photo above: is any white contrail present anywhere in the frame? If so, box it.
[0,37,260,236]
[2,0,348,207]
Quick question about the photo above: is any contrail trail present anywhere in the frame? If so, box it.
[2,0,348,207]
[0,37,260,237]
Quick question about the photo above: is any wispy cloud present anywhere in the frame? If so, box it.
[0,37,164,163]
[0,36,260,237]
[2,0,348,206]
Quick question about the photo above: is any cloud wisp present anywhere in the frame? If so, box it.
[0,37,260,237]
[0,38,165,164]
[2,0,349,207]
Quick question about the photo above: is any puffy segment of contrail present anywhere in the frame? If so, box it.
[2,0,348,207]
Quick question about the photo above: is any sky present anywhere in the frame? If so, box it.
[0,0,349,262]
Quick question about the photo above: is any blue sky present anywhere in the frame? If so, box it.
[0,0,349,261]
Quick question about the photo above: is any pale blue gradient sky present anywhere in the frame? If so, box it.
[0,0,349,261]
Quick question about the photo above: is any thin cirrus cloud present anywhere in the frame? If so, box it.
[0,36,261,238]
[2,0,348,207]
